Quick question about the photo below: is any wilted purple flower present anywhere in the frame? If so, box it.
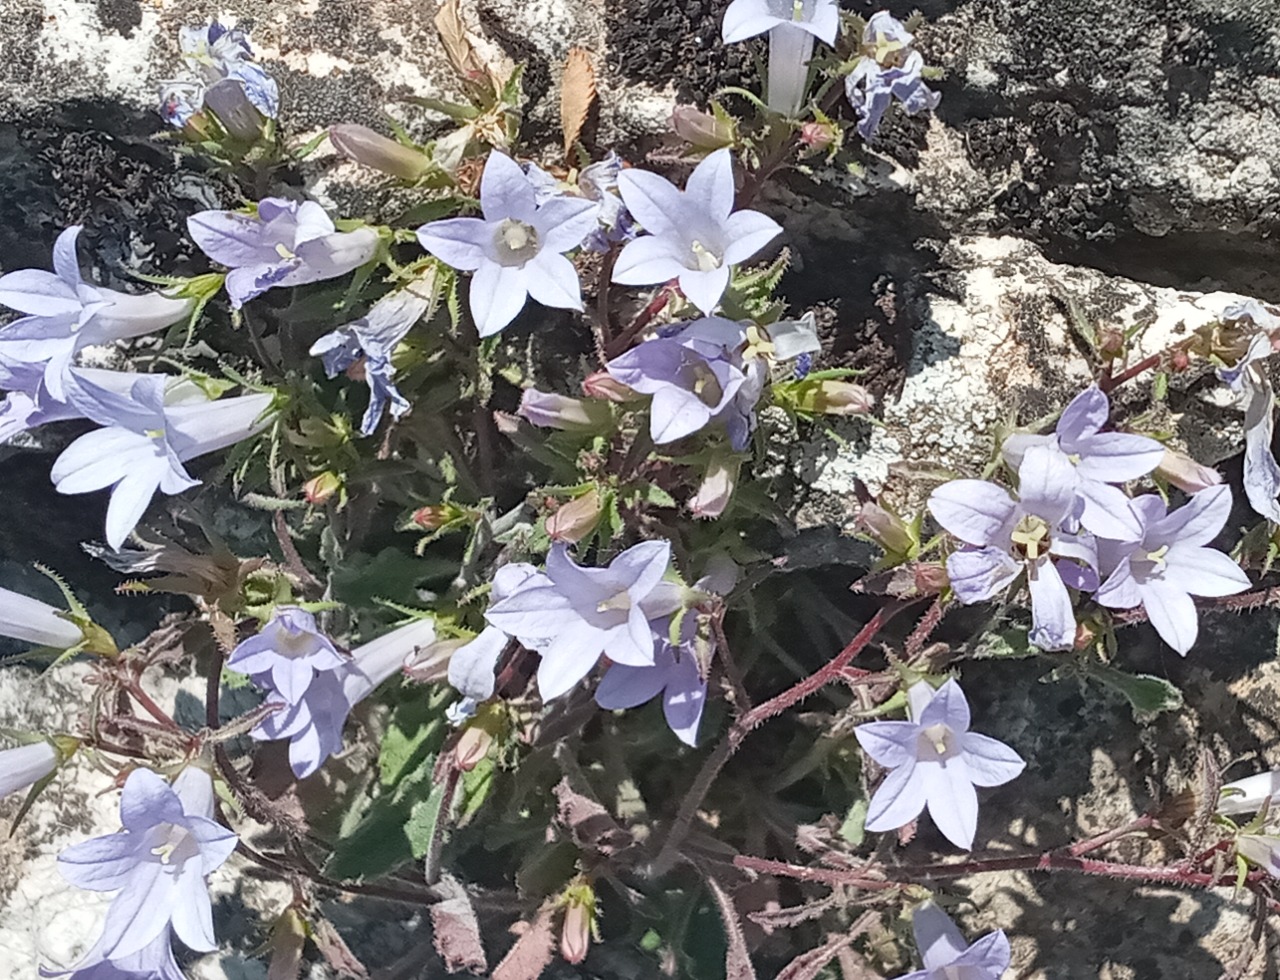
[612,149,782,315]
[417,152,598,337]
[158,79,205,129]
[929,446,1098,651]
[722,0,840,116]
[1002,385,1164,541]
[485,541,681,700]
[855,679,1024,850]
[1094,486,1249,655]
[50,377,275,548]
[251,618,436,778]
[526,153,636,254]
[605,316,752,447]
[0,741,59,800]
[310,289,431,436]
[894,902,1010,980]
[0,584,84,649]
[226,606,346,702]
[0,227,194,401]
[53,768,237,970]
[845,12,940,141]
[187,199,378,309]
[179,19,278,119]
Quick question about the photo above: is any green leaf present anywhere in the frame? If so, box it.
[1085,663,1184,716]
[970,629,1039,659]
[838,796,868,846]
[379,696,447,788]
[405,782,450,860]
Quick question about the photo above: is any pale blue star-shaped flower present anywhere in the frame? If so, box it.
[50,375,275,548]
[855,679,1025,850]
[611,149,782,315]
[928,445,1098,651]
[1093,485,1250,655]
[417,152,598,337]
[188,199,379,309]
[51,768,237,973]
[722,0,840,116]
[0,227,194,401]
[1001,385,1164,541]
[893,903,1010,980]
[226,606,347,703]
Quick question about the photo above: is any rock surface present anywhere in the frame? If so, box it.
[2,0,1280,978]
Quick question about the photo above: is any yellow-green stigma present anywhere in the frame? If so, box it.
[1010,514,1051,561]
[689,240,722,272]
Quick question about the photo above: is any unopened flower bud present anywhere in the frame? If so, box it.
[412,505,450,530]
[582,371,638,403]
[691,454,739,519]
[403,636,469,684]
[1155,449,1222,494]
[814,380,874,415]
[855,502,915,556]
[303,472,342,505]
[0,741,61,799]
[204,78,268,141]
[547,488,604,543]
[329,124,432,181]
[913,563,949,594]
[454,724,493,772]
[558,885,596,965]
[1098,327,1126,359]
[518,389,611,432]
[1218,770,1280,816]
[799,120,838,151]
[1169,348,1191,373]
[670,105,737,150]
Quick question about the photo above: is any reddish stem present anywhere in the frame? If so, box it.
[606,286,672,358]
[1098,353,1161,393]
[124,678,181,732]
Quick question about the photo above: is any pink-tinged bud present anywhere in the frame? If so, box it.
[691,454,739,519]
[518,389,611,432]
[303,472,342,505]
[1155,449,1222,494]
[559,893,594,965]
[913,563,949,595]
[329,124,432,181]
[547,489,604,543]
[1098,327,1126,359]
[799,120,838,151]
[855,502,915,556]
[454,724,493,772]
[412,505,450,530]
[1170,349,1191,373]
[814,380,874,415]
[582,371,638,403]
[670,105,736,150]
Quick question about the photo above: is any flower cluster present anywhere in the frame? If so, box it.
[159,19,279,138]
[929,385,1249,654]
[227,607,443,777]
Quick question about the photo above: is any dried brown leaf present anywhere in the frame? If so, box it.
[704,875,758,980]
[434,0,490,91]
[491,904,557,980]
[560,47,597,158]
[312,917,369,979]
[553,776,632,855]
[429,873,488,974]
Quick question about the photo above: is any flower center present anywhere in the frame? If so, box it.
[495,219,540,265]
[689,240,722,272]
[691,363,725,407]
[277,626,318,659]
[1132,544,1169,578]
[274,242,297,260]
[1010,514,1051,562]
[867,32,908,67]
[791,0,805,20]
[743,324,776,363]
[148,823,199,868]
[918,723,956,761]
[596,591,632,614]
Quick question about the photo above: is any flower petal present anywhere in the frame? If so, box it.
[595,661,668,709]
[1139,579,1198,655]
[1026,558,1076,651]
[1055,385,1109,448]
[854,720,919,767]
[449,625,509,701]
[864,758,926,832]
[945,547,1020,604]
[684,148,736,221]
[1017,445,1077,526]
[1150,484,1233,547]
[927,481,1015,547]
[1077,479,1143,541]
[469,262,529,337]
[536,619,606,700]
[170,863,217,952]
[911,903,970,972]
[1072,432,1164,483]
[186,209,280,269]
[961,732,1025,787]
[525,252,584,311]
[721,0,777,43]
[57,834,142,891]
[0,269,82,317]
[1164,546,1250,598]
[416,217,492,271]
[678,266,731,315]
[917,678,970,733]
[921,758,978,850]
[617,168,685,238]
[611,235,686,287]
[721,209,783,266]
[480,152,537,223]
[535,196,599,253]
